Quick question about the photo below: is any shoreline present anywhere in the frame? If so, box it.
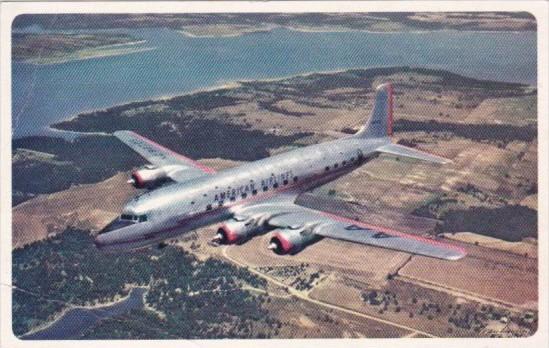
[20,286,149,338]
[17,66,533,139]
[177,24,533,38]
[47,80,243,133]
[177,25,276,38]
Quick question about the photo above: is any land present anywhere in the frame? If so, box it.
[12,136,145,206]
[12,67,538,338]
[13,13,536,37]
[12,172,136,248]
[12,33,153,65]
[12,230,276,338]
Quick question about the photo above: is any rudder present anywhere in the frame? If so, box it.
[355,83,393,138]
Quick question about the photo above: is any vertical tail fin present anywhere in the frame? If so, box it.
[355,83,393,138]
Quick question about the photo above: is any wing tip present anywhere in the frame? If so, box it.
[417,248,466,261]
[443,247,467,261]
[446,251,467,261]
[113,130,133,135]
[112,130,129,138]
[430,152,453,164]
[376,82,393,92]
[436,157,453,165]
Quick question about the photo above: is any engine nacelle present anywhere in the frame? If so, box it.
[129,165,169,189]
[267,228,322,255]
[213,217,270,245]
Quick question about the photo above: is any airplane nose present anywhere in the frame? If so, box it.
[94,234,106,249]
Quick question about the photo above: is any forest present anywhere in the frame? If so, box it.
[12,229,279,338]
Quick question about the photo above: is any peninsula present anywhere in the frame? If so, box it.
[12,32,154,65]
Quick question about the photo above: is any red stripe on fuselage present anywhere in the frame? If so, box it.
[129,131,216,174]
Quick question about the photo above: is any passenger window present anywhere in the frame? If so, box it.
[242,193,247,199]
[263,186,268,192]
[139,215,147,222]
[191,201,195,205]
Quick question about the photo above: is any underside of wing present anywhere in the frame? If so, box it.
[244,200,465,260]
[114,130,215,183]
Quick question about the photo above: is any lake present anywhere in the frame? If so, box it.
[12,27,536,138]
[21,287,147,340]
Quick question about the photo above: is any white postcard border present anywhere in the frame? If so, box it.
[1,2,547,347]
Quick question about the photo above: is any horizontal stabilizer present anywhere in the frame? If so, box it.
[377,143,451,164]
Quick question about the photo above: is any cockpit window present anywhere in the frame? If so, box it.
[120,214,147,222]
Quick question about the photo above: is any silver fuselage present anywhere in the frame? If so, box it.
[95,135,390,251]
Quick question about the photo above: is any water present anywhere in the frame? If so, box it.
[21,287,147,340]
[12,27,536,138]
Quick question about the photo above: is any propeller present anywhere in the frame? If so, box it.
[211,232,224,243]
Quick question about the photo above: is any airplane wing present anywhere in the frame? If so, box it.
[114,130,215,182]
[235,198,466,261]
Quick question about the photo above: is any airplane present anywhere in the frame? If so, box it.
[94,83,466,260]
